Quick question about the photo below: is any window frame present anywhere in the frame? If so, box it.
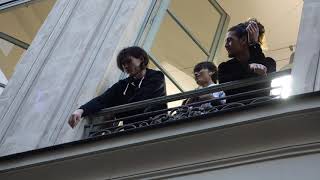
[0,0,33,10]
[136,0,230,92]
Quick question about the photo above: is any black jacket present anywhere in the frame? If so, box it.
[80,69,167,121]
[218,44,276,102]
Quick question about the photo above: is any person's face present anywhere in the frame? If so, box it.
[225,31,246,58]
[194,69,213,87]
[121,56,143,76]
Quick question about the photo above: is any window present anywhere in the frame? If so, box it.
[0,0,56,90]
[141,0,228,94]
[214,0,303,71]
[140,0,303,100]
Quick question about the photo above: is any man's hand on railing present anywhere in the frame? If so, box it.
[68,109,84,128]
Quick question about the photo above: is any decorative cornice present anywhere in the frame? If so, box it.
[112,142,320,180]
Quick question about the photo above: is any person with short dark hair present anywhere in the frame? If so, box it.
[218,19,276,102]
[68,46,167,128]
[184,61,225,106]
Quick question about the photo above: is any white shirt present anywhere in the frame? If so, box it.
[202,83,226,105]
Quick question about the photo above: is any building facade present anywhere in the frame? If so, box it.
[0,0,320,179]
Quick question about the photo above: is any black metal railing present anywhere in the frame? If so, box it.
[84,69,291,138]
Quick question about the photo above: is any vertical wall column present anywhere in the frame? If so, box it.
[291,0,320,95]
[0,0,153,156]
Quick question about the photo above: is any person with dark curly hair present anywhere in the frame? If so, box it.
[68,46,167,128]
[218,19,276,102]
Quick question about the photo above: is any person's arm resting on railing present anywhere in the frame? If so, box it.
[68,83,120,128]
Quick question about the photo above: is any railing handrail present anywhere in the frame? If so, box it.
[87,86,278,128]
[90,69,291,117]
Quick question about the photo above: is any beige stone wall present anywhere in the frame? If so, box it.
[292,0,320,94]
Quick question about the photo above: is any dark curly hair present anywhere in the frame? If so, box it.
[228,18,265,45]
[194,61,218,83]
[116,46,149,71]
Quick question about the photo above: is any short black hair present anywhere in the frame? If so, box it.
[193,61,218,83]
[116,46,149,71]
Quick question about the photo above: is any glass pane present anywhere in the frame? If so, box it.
[169,0,221,51]
[0,39,25,79]
[0,0,56,79]
[150,13,208,92]
[214,0,303,71]
[0,0,56,44]
[149,60,183,108]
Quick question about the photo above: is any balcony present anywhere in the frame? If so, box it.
[0,69,320,179]
[84,70,292,139]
